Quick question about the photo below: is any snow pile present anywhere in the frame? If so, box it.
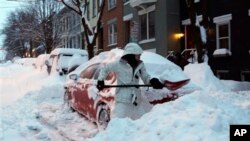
[88,63,250,141]
[0,63,48,106]
[90,90,250,141]
[184,63,230,92]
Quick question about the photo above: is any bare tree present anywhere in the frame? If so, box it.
[28,0,62,53]
[185,0,209,63]
[2,0,62,59]
[61,0,105,59]
[2,10,39,59]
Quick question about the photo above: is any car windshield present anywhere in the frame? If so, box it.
[58,54,73,68]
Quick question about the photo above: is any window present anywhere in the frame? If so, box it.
[108,20,117,45]
[139,5,155,41]
[92,0,97,17]
[87,3,90,20]
[108,0,116,10]
[216,70,230,80]
[80,64,99,79]
[241,70,250,81]
[213,14,232,50]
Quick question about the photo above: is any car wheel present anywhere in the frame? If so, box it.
[96,105,110,130]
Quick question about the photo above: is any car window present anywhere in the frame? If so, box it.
[92,64,115,80]
[80,63,100,79]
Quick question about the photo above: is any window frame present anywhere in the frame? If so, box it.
[92,0,97,18]
[108,19,118,46]
[108,0,116,10]
[138,5,156,43]
[213,14,232,51]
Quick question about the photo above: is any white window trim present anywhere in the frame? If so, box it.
[108,19,117,46]
[108,0,116,10]
[138,5,156,42]
[139,38,156,44]
[138,5,155,15]
[123,13,133,21]
[249,9,250,16]
[213,14,232,51]
[213,14,232,24]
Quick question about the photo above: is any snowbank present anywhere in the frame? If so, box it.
[184,63,230,92]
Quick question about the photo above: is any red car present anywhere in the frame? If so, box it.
[64,49,191,129]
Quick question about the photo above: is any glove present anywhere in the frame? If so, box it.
[150,78,164,89]
[97,80,105,91]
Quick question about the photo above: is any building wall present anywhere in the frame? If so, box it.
[102,0,126,50]
[55,7,82,49]
[123,0,181,57]
[180,0,250,81]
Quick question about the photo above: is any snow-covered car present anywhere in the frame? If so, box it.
[47,48,88,75]
[64,49,193,128]
[13,57,37,67]
[35,54,50,70]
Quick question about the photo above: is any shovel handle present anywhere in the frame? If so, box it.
[103,84,152,88]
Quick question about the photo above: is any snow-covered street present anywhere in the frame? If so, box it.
[0,63,99,141]
[0,61,250,141]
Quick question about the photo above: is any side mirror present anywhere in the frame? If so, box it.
[69,74,78,81]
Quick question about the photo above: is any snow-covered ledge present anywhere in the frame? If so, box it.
[213,48,232,57]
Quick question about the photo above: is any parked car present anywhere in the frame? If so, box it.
[47,48,88,75]
[35,54,50,70]
[13,57,37,67]
[64,49,193,129]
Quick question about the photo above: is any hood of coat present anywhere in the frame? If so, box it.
[122,43,143,57]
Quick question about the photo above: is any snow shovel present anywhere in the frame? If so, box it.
[103,79,190,91]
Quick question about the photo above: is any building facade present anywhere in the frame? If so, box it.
[125,0,181,56]
[55,7,83,49]
[180,0,250,81]
[100,0,126,51]
[97,0,181,57]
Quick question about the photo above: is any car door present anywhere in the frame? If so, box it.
[73,64,100,119]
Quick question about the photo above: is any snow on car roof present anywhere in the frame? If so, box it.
[69,48,187,82]
[50,48,88,56]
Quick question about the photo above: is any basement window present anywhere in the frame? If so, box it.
[216,70,230,80]
[241,70,250,81]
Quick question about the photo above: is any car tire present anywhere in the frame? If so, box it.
[96,105,110,130]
